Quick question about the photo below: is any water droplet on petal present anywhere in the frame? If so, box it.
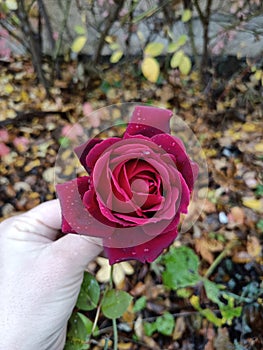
[132,251,136,255]
[144,248,149,252]
[143,150,150,155]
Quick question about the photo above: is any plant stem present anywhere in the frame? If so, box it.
[204,240,240,279]
[112,318,118,350]
[110,265,114,289]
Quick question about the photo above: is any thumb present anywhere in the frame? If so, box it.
[52,234,103,271]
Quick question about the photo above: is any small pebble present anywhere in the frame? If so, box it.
[219,211,228,224]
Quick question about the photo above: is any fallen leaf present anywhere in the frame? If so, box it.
[247,236,261,258]
[173,316,186,340]
[96,257,134,288]
[243,198,263,212]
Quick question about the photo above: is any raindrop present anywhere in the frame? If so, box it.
[143,150,150,155]
[144,248,149,252]
[172,142,175,146]
[131,251,136,255]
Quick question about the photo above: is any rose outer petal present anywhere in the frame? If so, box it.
[125,106,173,138]
[56,177,115,237]
[104,228,178,264]
[74,138,102,172]
[152,134,198,192]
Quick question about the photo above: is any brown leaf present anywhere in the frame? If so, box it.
[173,316,186,340]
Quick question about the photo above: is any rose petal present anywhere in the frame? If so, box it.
[74,138,102,172]
[56,178,115,237]
[105,228,178,264]
[125,106,173,137]
[86,137,120,173]
[152,134,198,191]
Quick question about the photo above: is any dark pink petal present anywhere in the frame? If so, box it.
[125,106,173,138]
[56,178,115,237]
[152,134,198,191]
[105,228,178,264]
[74,138,102,172]
[86,137,120,173]
[61,215,77,233]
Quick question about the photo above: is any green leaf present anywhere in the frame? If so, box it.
[203,279,223,307]
[102,289,133,319]
[162,246,201,290]
[71,36,87,53]
[156,312,175,336]
[65,312,90,350]
[200,308,223,327]
[167,35,188,53]
[74,25,86,35]
[182,9,192,22]
[59,136,71,148]
[255,184,263,196]
[144,42,164,57]
[133,296,146,312]
[76,272,100,311]
[179,55,192,75]
[221,293,242,324]
[77,313,93,335]
[110,50,123,63]
[256,219,263,232]
[141,57,160,83]
[144,321,157,336]
[170,50,184,68]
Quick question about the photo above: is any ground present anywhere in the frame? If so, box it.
[0,58,262,349]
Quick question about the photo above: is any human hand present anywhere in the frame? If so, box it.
[0,199,102,350]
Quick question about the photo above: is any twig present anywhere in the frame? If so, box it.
[204,240,240,279]
[16,0,49,94]
[92,0,125,64]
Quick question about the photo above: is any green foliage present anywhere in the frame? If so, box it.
[59,137,71,148]
[133,296,147,313]
[256,219,263,232]
[181,9,192,23]
[162,246,244,327]
[162,246,200,289]
[76,272,100,311]
[65,312,93,350]
[101,289,133,319]
[144,312,175,337]
[255,184,263,196]
[155,312,175,336]
[144,42,164,57]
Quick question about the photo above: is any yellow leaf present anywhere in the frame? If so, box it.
[71,35,87,53]
[254,69,262,81]
[190,295,200,309]
[179,55,192,75]
[96,257,134,288]
[144,42,164,57]
[242,122,256,132]
[170,50,184,68]
[4,83,14,94]
[254,142,263,152]
[243,198,263,212]
[141,57,160,83]
[167,35,188,53]
[5,0,18,10]
[110,50,123,63]
[182,9,192,22]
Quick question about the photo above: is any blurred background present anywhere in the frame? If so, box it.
[0,1,262,349]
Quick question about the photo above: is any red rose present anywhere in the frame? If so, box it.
[56,106,198,264]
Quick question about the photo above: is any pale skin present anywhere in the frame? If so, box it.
[0,199,102,350]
